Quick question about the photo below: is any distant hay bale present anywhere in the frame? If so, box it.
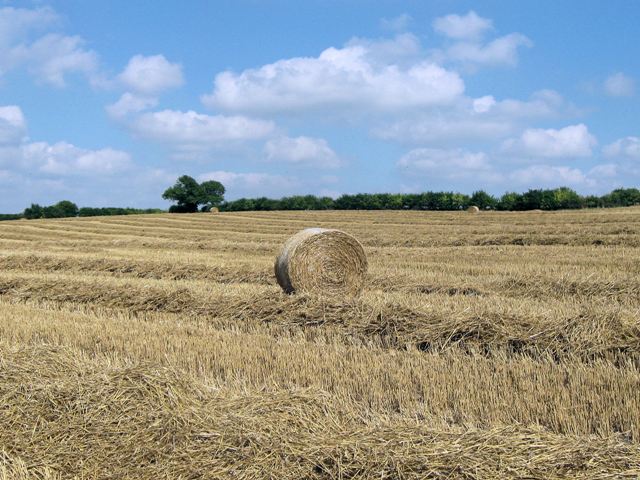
[467,206,480,213]
[210,207,219,213]
[275,228,367,296]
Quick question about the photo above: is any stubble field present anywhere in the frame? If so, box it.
[0,208,639,479]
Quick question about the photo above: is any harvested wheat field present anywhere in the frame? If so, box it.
[1,208,640,479]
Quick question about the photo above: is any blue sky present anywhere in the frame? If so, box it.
[0,0,639,211]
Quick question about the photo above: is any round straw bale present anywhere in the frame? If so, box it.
[467,205,480,213]
[210,207,219,213]
[275,228,367,296]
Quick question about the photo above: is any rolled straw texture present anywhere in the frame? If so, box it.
[274,228,367,296]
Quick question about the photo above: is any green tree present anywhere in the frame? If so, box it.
[53,200,79,217]
[198,180,226,211]
[163,175,225,213]
[23,203,44,219]
[584,195,603,208]
[497,192,521,211]
[318,196,335,209]
[552,187,582,210]
[24,201,77,219]
[601,188,640,207]
[470,190,497,210]
[253,197,279,210]
[518,189,545,210]
[163,175,201,212]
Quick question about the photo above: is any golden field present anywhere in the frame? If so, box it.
[0,208,639,479]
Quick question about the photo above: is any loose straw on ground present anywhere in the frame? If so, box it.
[275,228,367,296]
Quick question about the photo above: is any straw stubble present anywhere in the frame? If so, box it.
[1,208,639,478]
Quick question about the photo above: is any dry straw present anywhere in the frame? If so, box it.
[210,207,219,213]
[467,206,480,213]
[275,228,367,296]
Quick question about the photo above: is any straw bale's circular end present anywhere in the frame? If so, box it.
[210,207,220,213]
[274,228,368,296]
[467,206,480,213]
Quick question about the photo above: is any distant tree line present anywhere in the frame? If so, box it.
[220,187,640,212]
[19,200,163,220]
[159,175,640,213]
[0,214,22,221]
[77,207,164,217]
[2,186,639,221]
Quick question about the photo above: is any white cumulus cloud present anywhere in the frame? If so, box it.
[433,11,493,40]
[374,90,568,144]
[397,147,493,178]
[432,11,531,68]
[129,109,275,155]
[493,90,566,117]
[508,165,593,187]
[107,55,184,120]
[604,72,635,97]
[17,33,99,87]
[132,109,275,142]
[397,148,616,191]
[202,42,464,113]
[264,136,341,168]
[444,33,532,67]
[118,54,184,95]
[472,95,496,113]
[0,106,27,144]
[377,115,512,144]
[106,93,158,118]
[502,124,597,158]
[603,136,640,158]
[0,7,101,87]
[21,142,131,175]
[395,141,631,192]
[589,164,618,178]
[0,104,132,178]
[0,6,58,46]
[345,33,422,65]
